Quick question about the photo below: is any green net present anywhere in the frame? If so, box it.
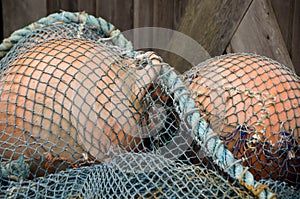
[182,53,300,188]
[0,12,298,199]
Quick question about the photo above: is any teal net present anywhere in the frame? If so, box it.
[0,12,298,198]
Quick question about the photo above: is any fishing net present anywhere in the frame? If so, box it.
[182,54,300,188]
[1,153,257,198]
[0,11,298,198]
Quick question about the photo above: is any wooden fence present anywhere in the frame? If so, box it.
[0,0,299,74]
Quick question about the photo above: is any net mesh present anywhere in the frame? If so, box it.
[0,12,298,199]
[1,153,256,199]
[182,54,300,187]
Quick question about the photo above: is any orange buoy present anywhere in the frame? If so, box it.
[183,53,300,185]
[0,38,160,178]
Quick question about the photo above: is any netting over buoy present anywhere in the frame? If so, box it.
[182,54,300,186]
[0,11,298,199]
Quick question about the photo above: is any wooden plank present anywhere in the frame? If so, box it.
[291,0,300,75]
[47,0,78,15]
[173,0,188,29]
[132,0,154,51]
[153,0,174,29]
[153,0,198,73]
[58,0,78,12]
[2,0,47,38]
[173,0,253,57]
[228,0,295,71]
[165,0,251,73]
[152,0,174,63]
[78,0,96,15]
[96,0,133,31]
[0,1,3,41]
[47,0,62,14]
[271,0,294,54]
[159,0,190,73]
[133,0,154,28]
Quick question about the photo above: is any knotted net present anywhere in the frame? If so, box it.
[0,12,298,198]
[181,54,300,195]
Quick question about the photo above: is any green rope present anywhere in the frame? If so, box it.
[0,11,133,59]
[158,65,276,199]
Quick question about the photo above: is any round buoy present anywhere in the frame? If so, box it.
[183,53,300,185]
[0,38,160,178]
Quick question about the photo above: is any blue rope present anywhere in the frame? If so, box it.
[159,65,275,199]
[0,11,133,59]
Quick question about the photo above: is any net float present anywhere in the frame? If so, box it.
[183,53,300,186]
[0,38,161,178]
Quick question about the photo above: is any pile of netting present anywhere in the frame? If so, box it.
[0,12,299,198]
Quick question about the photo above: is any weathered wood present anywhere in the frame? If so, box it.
[47,0,78,14]
[96,0,133,31]
[164,0,252,73]
[133,0,154,28]
[163,32,211,73]
[152,0,174,64]
[173,0,188,29]
[2,0,47,38]
[47,0,61,14]
[174,0,253,57]
[78,0,96,15]
[153,0,174,29]
[0,2,3,41]
[291,0,300,75]
[271,0,300,75]
[60,0,78,11]
[132,0,154,51]
[228,0,295,71]
[271,0,294,54]
[159,0,190,73]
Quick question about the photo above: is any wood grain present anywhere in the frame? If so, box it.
[78,0,96,15]
[47,0,78,14]
[59,0,78,12]
[173,0,188,29]
[133,0,154,28]
[153,0,174,29]
[228,0,295,71]
[271,0,294,53]
[2,0,47,38]
[0,2,3,41]
[132,0,154,51]
[164,0,252,73]
[291,0,300,75]
[97,0,133,31]
[46,0,60,14]
[174,0,253,57]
